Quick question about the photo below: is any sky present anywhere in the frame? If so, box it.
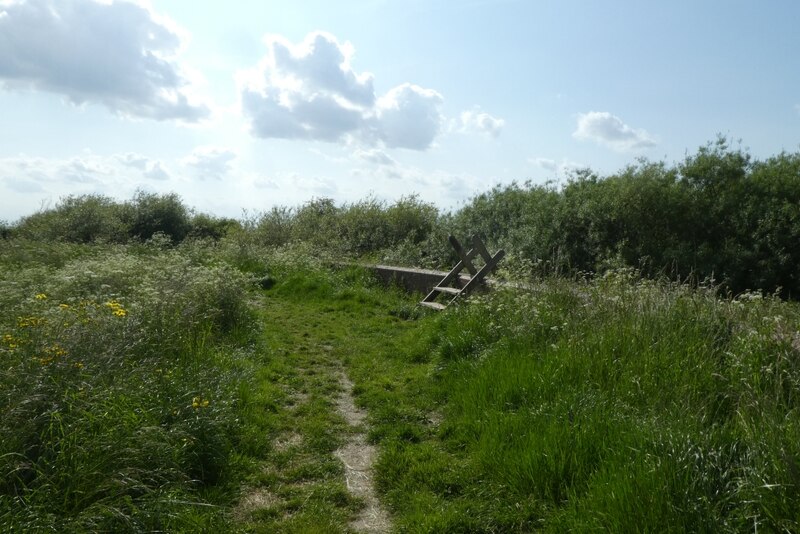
[1,0,799,222]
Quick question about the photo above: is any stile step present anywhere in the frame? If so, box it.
[433,286,461,295]
[419,301,447,310]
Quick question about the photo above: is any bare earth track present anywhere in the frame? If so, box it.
[234,291,400,533]
[334,373,390,533]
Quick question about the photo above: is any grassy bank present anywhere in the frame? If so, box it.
[232,266,422,532]
[2,234,798,532]
[346,271,800,532]
[0,239,254,531]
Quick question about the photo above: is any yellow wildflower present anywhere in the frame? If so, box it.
[17,316,44,328]
[45,344,67,357]
[35,293,47,300]
[59,303,70,310]
[2,334,18,349]
[105,300,128,317]
[192,396,211,409]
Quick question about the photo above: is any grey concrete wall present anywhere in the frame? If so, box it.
[368,264,471,294]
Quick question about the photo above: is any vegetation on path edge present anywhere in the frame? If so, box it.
[2,237,799,532]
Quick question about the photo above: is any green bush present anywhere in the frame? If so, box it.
[128,191,192,243]
[0,243,253,530]
[15,195,130,243]
[189,213,241,240]
[440,138,800,297]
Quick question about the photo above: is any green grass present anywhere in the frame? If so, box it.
[231,266,426,532]
[345,271,800,532]
[0,239,254,531]
[2,235,799,532]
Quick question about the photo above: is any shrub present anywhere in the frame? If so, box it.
[128,191,192,243]
[14,195,130,243]
[189,213,241,240]
[0,244,253,530]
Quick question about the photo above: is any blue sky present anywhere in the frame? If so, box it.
[1,0,799,221]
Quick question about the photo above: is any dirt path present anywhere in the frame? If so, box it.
[233,293,395,533]
[334,373,391,533]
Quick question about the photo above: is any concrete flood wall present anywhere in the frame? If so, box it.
[367,264,472,294]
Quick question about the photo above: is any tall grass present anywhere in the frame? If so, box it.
[0,239,253,531]
[375,271,800,531]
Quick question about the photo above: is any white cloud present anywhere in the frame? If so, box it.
[353,148,396,166]
[143,161,170,181]
[238,32,373,142]
[456,109,505,137]
[573,111,656,151]
[269,32,375,107]
[117,153,151,170]
[0,0,209,122]
[181,146,237,179]
[532,157,557,171]
[273,172,337,196]
[1,156,47,192]
[1,154,116,199]
[251,175,279,190]
[530,157,584,175]
[59,156,112,183]
[0,152,180,205]
[372,83,443,150]
[350,161,486,208]
[238,32,443,150]
[117,152,171,180]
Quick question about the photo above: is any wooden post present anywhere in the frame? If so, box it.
[420,235,504,310]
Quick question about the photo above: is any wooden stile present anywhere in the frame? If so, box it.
[419,235,504,310]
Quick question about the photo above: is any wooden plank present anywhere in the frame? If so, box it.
[433,286,460,294]
[419,301,447,310]
[420,236,505,310]
[472,235,493,265]
[459,249,505,297]
[449,235,477,276]
[423,248,478,300]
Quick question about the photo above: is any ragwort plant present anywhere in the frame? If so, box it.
[0,243,253,531]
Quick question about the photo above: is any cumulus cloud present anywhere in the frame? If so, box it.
[532,157,557,172]
[117,152,171,180]
[238,32,443,150]
[117,153,151,170]
[60,157,112,183]
[0,151,179,202]
[181,146,237,179]
[531,157,585,176]
[353,148,396,166]
[0,0,209,121]
[1,154,112,196]
[371,83,443,149]
[238,32,373,142]
[456,109,505,137]
[143,161,170,181]
[573,111,656,151]
[1,156,48,192]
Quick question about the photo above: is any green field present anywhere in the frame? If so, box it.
[1,237,798,532]
[2,139,799,531]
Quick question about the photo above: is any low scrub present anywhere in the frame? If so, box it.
[372,271,800,531]
[11,191,239,245]
[0,241,253,531]
[6,137,800,297]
